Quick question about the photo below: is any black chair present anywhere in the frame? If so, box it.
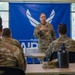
[50,52,57,61]
[0,66,25,75]
[69,52,75,63]
[50,51,75,63]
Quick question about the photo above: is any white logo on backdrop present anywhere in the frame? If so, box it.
[26,9,55,27]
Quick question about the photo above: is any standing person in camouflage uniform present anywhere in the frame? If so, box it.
[33,13,56,53]
[46,23,75,59]
[0,17,26,71]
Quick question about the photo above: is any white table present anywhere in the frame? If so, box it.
[30,53,45,58]
[25,53,46,64]
[26,63,75,75]
[25,48,38,54]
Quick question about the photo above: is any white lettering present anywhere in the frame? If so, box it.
[31,42,38,48]
[21,42,38,54]
[21,42,26,48]
[21,42,38,48]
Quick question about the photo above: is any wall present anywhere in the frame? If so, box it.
[0,0,75,2]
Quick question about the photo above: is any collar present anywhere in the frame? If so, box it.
[40,22,47,25]
[59,35,67,38]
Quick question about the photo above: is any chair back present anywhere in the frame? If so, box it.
[69,52,75,63]
[50,52,57,61]
[50,51,75,63]
[0,66,25,75]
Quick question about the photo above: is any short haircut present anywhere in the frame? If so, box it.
[0,17,2,26]
[40,13,46,17]
[0,17,3,31]
[2,28,11,37]
[0,25,3,31]
[58,23,67,35]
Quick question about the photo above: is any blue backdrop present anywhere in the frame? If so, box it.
[9,3,70,48]
[9,3,70,63]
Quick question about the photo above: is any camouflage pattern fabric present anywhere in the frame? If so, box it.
[1,37,23,51]
[33,22,56,53]
[0,39,26,71]
[46,35,75,59]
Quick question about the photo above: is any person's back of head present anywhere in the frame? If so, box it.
[0,17,2,26]
[2,28,11,37]
[58,23,67,35]
[0,17,3,34]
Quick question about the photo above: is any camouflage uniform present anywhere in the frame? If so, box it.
[1,37,26,64]
[34,22,56,53]
[1,37,23,51]
[46,35,75,59]
[1,37,25,59]
[0,39,26,71]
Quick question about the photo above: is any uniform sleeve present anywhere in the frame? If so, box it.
[33,25,46,39]
[14,40,24,51]
[33,25,41,38]
[45,43,53,60]
[70,40,75,51]
[50,24,56,40]
[14,48,26,71]
[13,40,26,59]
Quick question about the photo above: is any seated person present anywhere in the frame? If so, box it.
[2,28,23,52]
[0,17,26,71]
[45,23,75,60]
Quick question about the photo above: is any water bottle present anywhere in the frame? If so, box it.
[57,43,69,68]
[42,57,47,68]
